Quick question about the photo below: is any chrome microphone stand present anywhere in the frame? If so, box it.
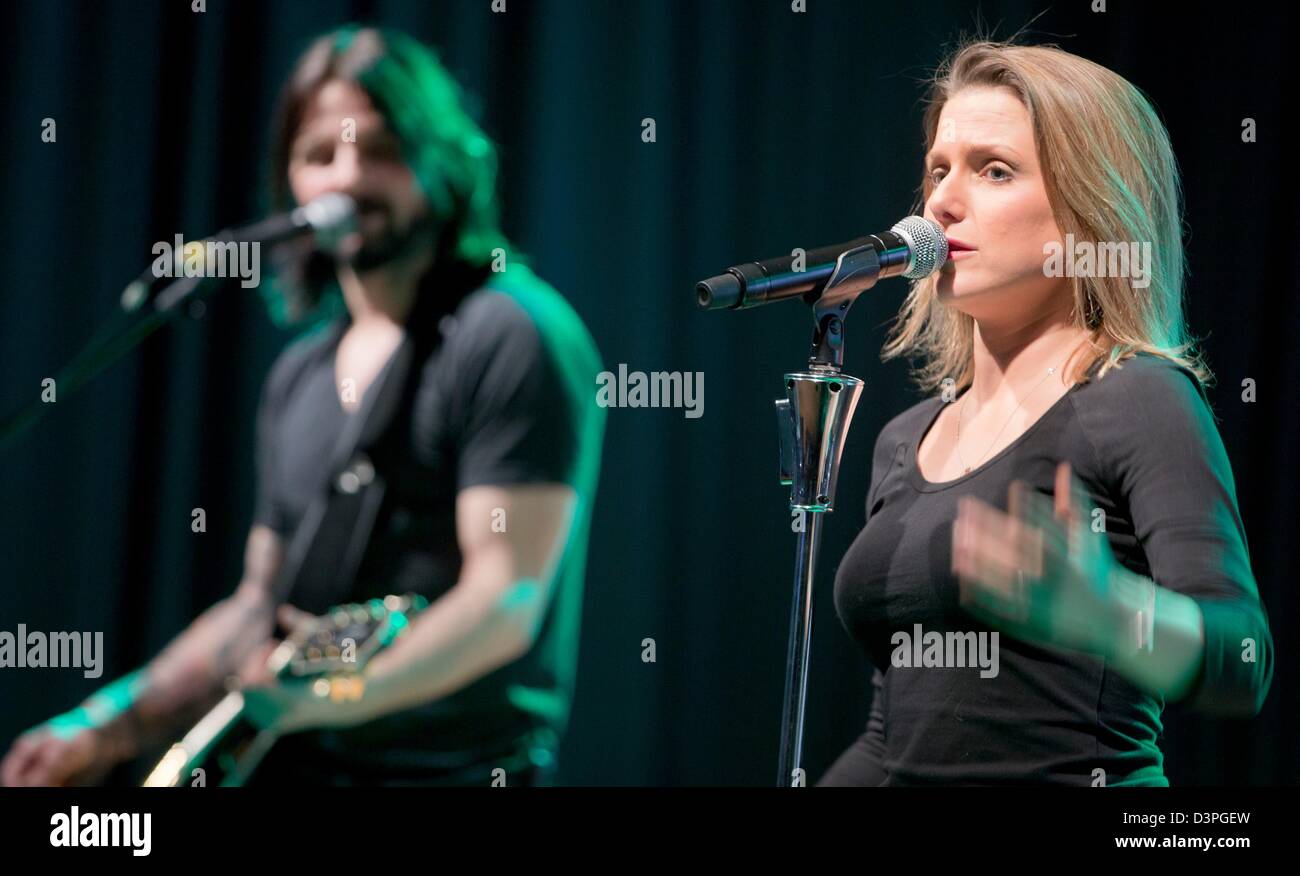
[772,242,895,787]
[695,216,944,787]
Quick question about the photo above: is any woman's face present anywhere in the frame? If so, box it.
[923,86,1068,321]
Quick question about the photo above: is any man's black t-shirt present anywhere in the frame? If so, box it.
[823,352,1273,786]
[248,263,604,784]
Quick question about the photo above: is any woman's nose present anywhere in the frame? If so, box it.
[927,175,965,226]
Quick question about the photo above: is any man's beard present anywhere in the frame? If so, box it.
[343,196,439,273]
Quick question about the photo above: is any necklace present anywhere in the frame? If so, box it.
[955,364,1061,474]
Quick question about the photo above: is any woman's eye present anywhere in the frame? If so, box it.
[927,164,1010,186]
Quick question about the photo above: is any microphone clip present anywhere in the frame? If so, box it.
[805,241,884,371]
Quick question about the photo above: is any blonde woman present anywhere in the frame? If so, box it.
[819,40,1272,786]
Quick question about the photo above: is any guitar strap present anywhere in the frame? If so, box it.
[266,324,418,615]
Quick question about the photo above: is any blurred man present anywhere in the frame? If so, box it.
[1,26,604,787]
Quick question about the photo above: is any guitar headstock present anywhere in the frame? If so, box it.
[269,593,428,679]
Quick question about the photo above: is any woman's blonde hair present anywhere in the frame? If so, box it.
[882,39,1212,392]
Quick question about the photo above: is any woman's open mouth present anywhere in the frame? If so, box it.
[946,238,977,260]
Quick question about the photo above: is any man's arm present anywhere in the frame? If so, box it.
[0,525,283,785]
[349,483,576,722]
[102,525,285,757]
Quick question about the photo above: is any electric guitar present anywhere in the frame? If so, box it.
[142,593,428,787]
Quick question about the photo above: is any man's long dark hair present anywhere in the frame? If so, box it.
[263,25,507,327]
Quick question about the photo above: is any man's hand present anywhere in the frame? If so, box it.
[236,604,370,735]
[240,678,370,735]
[1,715,119,787]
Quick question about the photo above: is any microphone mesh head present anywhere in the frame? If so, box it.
[891,216,948,279]
[302,193,358,254]
[303,192,356,231]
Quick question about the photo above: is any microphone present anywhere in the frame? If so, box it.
[696,216,948,310]
[120,192,358,312]
[221,191,358,250]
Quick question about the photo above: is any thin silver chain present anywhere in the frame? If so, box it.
[955,364,1061,474]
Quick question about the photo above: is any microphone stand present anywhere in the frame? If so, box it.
[773,241,891,787]
[0,197,361,450]
[0,268,214,452]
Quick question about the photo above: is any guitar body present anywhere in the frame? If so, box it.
[143,593,427,787]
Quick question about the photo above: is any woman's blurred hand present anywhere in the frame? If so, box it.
[952,461,1128,657]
